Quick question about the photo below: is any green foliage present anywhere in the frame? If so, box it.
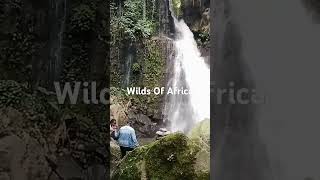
[110,61,122,87]
[112,147,146,180]
[145,133,200,180]
[0,80,58,131]
[111,0,156,41]
[61,43,90,82]
[64,1,107,82]
[0,0,40,82]
[196,171,210,180]
[70,4,96,32]
[0,80,25,107]
[188,119,210,178]
[110,87,129,102]
[110,0,161,88]
[172,0,182,17]
[131,62,140,73]
[142,41,165,88]
[1,31,36,81]
[111,40,166,115]
[189,119,210,144]
[136,40,165,111]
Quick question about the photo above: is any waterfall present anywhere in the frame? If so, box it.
[164,0,210,132]
[123,53,133,87]
[56,0,67,77]
[49,0,67,83]
[123,44,134,87]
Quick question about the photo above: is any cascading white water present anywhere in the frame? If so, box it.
[124,53,133,87]
[55,0,67,76]
[164,2,210,132]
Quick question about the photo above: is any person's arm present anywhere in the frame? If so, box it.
[131,129,139,147]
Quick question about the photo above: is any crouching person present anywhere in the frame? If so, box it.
[115,119,139,158]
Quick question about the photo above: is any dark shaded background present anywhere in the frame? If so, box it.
[212,0,320,180]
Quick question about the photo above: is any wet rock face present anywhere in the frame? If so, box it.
[128,112,160,137]
[111,95,162,138]
[180,0,210,33]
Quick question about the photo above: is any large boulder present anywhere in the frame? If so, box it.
[0,107,51,180]
[111,133,209,180]
[0,134,51,180]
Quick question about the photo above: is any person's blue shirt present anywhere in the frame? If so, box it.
[115,125,139,148]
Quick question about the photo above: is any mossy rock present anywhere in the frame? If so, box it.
[112,133,210,180]
[112,145,147,180]
[189,119,210,177]
[189,119,210,144]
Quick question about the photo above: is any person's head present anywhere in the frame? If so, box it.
[110,119,116,126]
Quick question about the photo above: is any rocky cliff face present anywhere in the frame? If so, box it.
[109,0,211,132]
[180,0,210,32]
[110,0,175,133]
[179,0,210,53]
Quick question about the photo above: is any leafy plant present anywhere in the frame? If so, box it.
[71,4,95,32]
[132,62,140,73]
[111,0,156,41]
